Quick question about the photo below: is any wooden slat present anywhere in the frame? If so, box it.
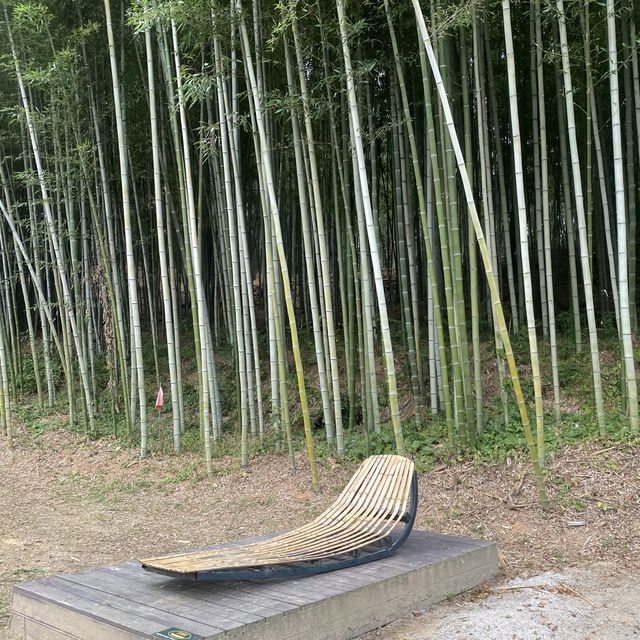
[95,566,290,617]
[98,563,300,614]
[35,576,219,635]
[13,580,167,638]
[142,456,395,567]
[62,570,263,628]
[141,455,415,576]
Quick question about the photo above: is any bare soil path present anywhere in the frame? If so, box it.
[1,425,638,639]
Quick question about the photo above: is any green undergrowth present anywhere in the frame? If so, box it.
[11,389,639,486]
[8,325,639,478]
[312,406,639,474]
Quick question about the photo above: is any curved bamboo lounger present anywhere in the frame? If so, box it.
[141,454,418,581]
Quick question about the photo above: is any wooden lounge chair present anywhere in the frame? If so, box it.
[141,454,418,581]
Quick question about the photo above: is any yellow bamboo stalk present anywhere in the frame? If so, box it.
[411,0,547,504]
[237,9,320,492]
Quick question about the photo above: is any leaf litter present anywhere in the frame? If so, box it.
[0,425,638,639]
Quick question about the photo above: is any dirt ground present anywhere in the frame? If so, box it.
[1,424,639,639]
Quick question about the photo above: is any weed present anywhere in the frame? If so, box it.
[159,466,195,485]
[572,499,588,512]
[12,567,45,579]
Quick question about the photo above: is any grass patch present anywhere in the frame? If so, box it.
[8,326,639,481]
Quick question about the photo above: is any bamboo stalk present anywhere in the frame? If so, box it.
[412,0,547,503]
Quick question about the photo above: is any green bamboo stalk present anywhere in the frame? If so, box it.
[417,31,455,441]
[412,0,547,503]
[460,24,483,435]
[0,313,10,447]
[607,0,638,433]
[171,17,214,474]
[473,15,508,430]
[144,21,182,452]
[502,0,545,466]
[530,9,548,340]
[534,0,560,422]
[6,7,96,436]
[238,7,319,491]
[389,82,421,423]
[283,36,335,446]
[337,0,405,455]
[553,61,582,354]
[556,0,606,436]
[104,0,146,451]
[290,15,344,453]
[483,24,519,334]
[623,10,637,335]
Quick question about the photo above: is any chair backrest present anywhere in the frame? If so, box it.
[321,454,415,528]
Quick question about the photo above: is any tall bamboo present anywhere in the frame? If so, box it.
[556,0,606,436]
[237,6,319,490]
[412,0,547,503]
[607,0,638,432]
[144,21,182,452]
[103,0,147,451]
[502,0,545,464]
[337,0,405,454]
[534,0,560,422]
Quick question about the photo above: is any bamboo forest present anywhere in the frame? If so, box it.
[0,0,639,504]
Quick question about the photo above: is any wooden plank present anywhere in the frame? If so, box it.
[415,531,489,551]
[102,562,378,611]
[22,616,81,640]
[219,543,501,640]
[15,577,222,637]
[95,567,291,617]
[181,585,296,617]
[231,580,336,607]
[9,610,26,637]
[97,563,193,588]
[12,589,148,640]
[100,559,337,610]
[288,556,501,640]
[98,564,299,615]
[54,577,226,634]
[62,569,263,628]
[302,569,377,591]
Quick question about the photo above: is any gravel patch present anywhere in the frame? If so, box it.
[361,564,640,639]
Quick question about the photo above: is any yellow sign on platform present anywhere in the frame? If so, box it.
[153,628,203,640]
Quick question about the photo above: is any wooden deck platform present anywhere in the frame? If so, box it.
[10,530,499,640]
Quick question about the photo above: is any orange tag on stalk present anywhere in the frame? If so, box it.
[155,386,165,411]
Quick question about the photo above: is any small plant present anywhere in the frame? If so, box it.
[572,499,588,512]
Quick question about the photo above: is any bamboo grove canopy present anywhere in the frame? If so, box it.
[0,0,639,501]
